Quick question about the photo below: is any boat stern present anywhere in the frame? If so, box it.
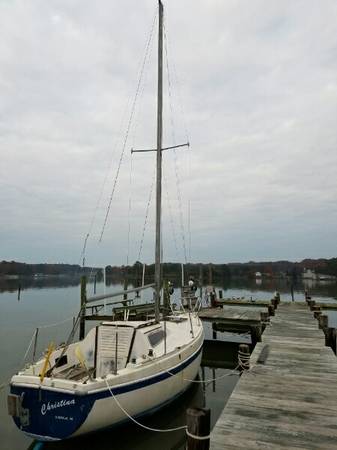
[8,383,95,441]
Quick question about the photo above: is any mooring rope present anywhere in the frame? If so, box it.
[104,379,187,433]
[186,429,210,441]
[163,365,239,384]
[238,350,250,371]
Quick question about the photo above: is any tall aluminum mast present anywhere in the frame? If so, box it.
[154,0,163,323]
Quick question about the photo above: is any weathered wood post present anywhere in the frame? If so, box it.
[304,290,311,302]
[17,283,21,301]
[238,344,250,372]
[212,323,217,340]
[268,304,275,316]
[251,325,262,346]
[313,309,322,320]
[318,314,328,330]
[80,275,87,340]
[308,300,316,311]
[325,328,337,355]
[274,292,280,304]
[186,407,210,450]
[271,298,278,310]
[218,289,223,299]
[260,312,269,330]
[312,305,321,319]
[199,264,203,300]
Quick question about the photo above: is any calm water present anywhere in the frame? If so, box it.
[1,276,337,450]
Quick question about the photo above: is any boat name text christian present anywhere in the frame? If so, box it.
[41,399,76,415]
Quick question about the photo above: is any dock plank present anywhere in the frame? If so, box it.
[199,307,262,325]
[211,303,337,449]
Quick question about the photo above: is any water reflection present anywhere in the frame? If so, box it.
[1,276,337,300]
[0,276,81,294]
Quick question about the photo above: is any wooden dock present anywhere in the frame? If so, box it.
[199,307,265,326]
[199,306,270,346]
[216,298,272,308]
[211,302,337,449]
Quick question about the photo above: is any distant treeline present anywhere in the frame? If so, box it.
[2,258,337,281]
[106,258,337,283]
[105,262,230,285]
[0,261,97,277]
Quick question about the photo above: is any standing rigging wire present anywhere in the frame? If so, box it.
[163,170,179,261]
[130,14,157,151]
[78,101,130,269]
[126,152,134,266]
[163,22,188,264]
[137,165,156,262]
[164,12,193,261]
[127,14,157,267]
[78,9,158,272]
[79,232,89,267]
[98,9,158,244]
[163,12,190,145]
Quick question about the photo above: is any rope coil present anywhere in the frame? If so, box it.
[238,350,250,371]
[186,429,210,441]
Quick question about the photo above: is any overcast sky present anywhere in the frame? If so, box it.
[1,0,337,266]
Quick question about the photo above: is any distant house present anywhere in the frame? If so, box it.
[302,268,336,281]
[317,274,336,281]
[302,269,316,280]
[255,272,262,279]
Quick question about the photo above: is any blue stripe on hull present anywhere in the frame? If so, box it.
[11,343,203,441]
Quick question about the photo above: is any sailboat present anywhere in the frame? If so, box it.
[8,1,204,442]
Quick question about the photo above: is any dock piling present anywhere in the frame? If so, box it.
[251,325,262,346]
[318,314,328,330]
[238,344,250,372]
[212,323,217,340]
[325,327,337,355]
[260,312,269,330]
[186,407,210,450]
[274,292,280,304]
[314,310,322,319]
[268,304,275,316]
[308,300,316,311]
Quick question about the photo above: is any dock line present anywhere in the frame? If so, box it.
[104,379,187,433]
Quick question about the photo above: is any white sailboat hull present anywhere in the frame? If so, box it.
[10,316,204,441]
[75,342,202,437]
